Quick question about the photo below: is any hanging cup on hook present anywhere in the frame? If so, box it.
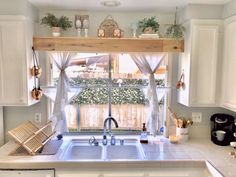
[31,87,42,100]
[31,65,42,78]
[176,72,185,89]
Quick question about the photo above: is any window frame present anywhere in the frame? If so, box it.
[45,53,172,136]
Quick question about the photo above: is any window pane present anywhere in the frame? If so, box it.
[51,53,168,133]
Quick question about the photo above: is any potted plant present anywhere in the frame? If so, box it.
[166,8,185,40]
[138,16,160,34]
[41,13,72,37]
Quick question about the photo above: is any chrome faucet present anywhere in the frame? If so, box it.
[102,56,119,145]
[103,116,119,136]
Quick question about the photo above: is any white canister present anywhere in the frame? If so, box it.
[176,127,189,143]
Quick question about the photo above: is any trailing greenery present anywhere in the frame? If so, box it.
[166,24,185,40]
[68,78,165,105]
[41,13,72,30]
[166,8,185,40]
[138,16,160,32]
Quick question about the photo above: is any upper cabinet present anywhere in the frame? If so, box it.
[221,16,236,112]
[0,16,37,106]
[177,20,222,107]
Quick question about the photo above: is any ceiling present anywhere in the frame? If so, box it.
[28,0,231,11]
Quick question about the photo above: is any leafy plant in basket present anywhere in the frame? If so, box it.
[138,16,160,34]
[166,8,185,40]
[41,13,72,37]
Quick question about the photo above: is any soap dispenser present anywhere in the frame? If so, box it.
[140,123,148,144]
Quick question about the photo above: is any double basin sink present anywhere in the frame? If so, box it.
[60,138,146,161]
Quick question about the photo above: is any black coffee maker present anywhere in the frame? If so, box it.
[210,113,235,146]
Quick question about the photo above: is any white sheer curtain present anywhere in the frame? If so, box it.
[130,54,165,135]
[48,52,77,134]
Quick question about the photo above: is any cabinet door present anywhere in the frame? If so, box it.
[0,16,38,106]
[178,20,221,107]
[221,18,236,111]
[190,23,219,106]
[0,20,27,105]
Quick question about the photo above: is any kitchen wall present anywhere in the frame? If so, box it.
[223,0,236,18]
[0,0,38,21]
[2,1,236,142]
[179,4,223,23]
[38,10,175,38]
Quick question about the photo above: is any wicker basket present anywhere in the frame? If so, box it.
[8,121,55,155]
[99,15,119,37]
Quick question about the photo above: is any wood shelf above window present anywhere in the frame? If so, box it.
[33,37,184,53]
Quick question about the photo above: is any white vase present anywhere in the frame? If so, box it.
[51,27,61,37]
[84,28,88,37]
[77,29,81,37]
[144,27,155,34]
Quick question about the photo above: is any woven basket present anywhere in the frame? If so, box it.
[99,15,119,37]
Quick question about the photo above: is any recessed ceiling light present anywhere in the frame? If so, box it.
[101,1,121,7]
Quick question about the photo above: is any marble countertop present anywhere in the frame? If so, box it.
[0,136,235,177]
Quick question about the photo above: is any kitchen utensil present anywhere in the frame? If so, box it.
[178,118,184,128]
[186,119,193,127]
[174,118,178,128]
[182,119,187,128]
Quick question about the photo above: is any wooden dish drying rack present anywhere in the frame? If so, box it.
[8,121,55,155]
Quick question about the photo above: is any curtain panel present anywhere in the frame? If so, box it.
[48,52,77,134]
[130,54,166,135]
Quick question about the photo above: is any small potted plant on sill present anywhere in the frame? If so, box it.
[138,16,160,34]
[166,8,185,40]
[41,13,72,37]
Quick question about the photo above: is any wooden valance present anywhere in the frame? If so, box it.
[33,37,184,53]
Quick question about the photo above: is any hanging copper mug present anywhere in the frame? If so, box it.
[31,87,42,100]
[176,73,185,89]
[31,65,42,78]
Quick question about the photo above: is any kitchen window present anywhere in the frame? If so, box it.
[46,53,169,134]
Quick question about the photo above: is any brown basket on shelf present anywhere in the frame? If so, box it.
[99,15,119,37]
[8,121,55,155]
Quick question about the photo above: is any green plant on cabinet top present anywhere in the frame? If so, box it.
[138,16,160,33]
[41,13,72,30]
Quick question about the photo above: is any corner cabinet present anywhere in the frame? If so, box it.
[0,16,38,106]
[177,20,222,107]
[221,16,236,112]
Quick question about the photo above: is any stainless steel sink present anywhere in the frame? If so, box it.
[61,141,103,160]
[60,139,145,161]
[106,144,145,160]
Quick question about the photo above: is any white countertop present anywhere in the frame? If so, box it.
[0,136,235,177]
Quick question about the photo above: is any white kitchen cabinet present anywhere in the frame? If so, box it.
[221,16,236,112]
[177,20,222,107]
[0,16,38,106]
[0,169,55,177]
